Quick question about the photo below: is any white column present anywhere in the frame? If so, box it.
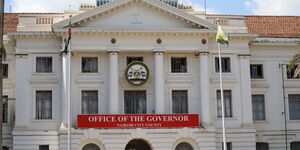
[199,51,212,127]
[239,54,253,126]
[61,53,70,128]
[154,51,165,114]
[109,51,119,114]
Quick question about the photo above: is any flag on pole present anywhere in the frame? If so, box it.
[216,25,229,45]
[63,19,72,54]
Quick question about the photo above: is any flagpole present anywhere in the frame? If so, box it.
[67,15,72,150]
[218,43,227,150]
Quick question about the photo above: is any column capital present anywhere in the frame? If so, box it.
[107,50,120,55]
[198,50,210,55]
[153,49,165,54]
[238,53,251,58]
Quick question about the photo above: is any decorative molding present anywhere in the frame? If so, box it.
[75,79,104,84]
[166,79,193,83]
[30,79,59,84]
[251,38,300,46]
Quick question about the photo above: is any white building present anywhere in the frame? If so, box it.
[3,0,300,150]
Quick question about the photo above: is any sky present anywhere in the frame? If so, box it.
[3,0,300,16]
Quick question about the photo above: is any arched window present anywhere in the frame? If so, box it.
[291,141,300,150]
[125,139,151,150]
[175,142,193,150]
[82,143,100,150]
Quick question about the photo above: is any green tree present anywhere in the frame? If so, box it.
[287,34,300,77]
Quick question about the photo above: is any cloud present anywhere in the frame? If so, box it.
[245,0,300,15]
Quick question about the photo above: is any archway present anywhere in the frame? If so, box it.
[82,143,101,150]
[125,139,151,150]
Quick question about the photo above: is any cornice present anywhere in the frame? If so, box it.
[250,38,300,46]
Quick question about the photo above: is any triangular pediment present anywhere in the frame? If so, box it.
[52,0,216,30]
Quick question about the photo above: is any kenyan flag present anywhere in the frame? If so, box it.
[63,20,72,54]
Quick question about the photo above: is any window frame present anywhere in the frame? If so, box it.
[126,56,144,65]
[291,141,300,150]
[81,90,99,114]
[78,54,101,75]
[35,90,53,120]
[171,90,188,114]
[81,57,99,73]
[2,96,8,123]
[250,64,264,79]
[288,94,300,120]
[124,90,147,114]
[170,57,188,73]
[286,64,300,79]
[39,145,49,150]
[35,57,53,73]
[215,57,231,73]
[3,64,8,79]
[256,142,269,150]
[216,90,233,118]
[252,94,266,121]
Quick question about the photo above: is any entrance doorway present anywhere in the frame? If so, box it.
[82,143,100,150]
[125,139,151,150]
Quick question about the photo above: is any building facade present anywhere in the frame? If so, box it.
[3,0,300,149]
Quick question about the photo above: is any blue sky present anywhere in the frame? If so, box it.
[4,0,300,16]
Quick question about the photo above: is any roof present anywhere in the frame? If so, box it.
[245,16,300,38]
[4,13,19,35]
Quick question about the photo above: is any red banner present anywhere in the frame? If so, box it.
[77,114,199,128]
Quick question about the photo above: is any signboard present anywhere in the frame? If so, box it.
[125,61,149,86]
[77,114,199,128]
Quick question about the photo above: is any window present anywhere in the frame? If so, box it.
[124,91,146,114]
[3,64,8,78]
[215,57,231,72]
[291,141,300,150]
[2,96,8,123]
[2,146,9,150]
[36,57,52,73]
[287,65,300,79]
[250,64,264,79]
[82,57,98,73]
[171,57,187,73]
[252,95,266,121]
[127,57,143,65]
[217,90,232,118]
[222,142,232,150]
[36,91,52,119]
[82,144,100,150]
[39,145,49,150]
[256,142,269,150]
[82,91,98,114]
[288,94,300,120]
[172,90,188,114]
[175,142,193,150]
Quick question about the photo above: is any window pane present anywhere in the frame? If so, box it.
[36,91,52,119]
[127,57,143,65]
[252,95,266,120]
[215,57,231,73]
[36,57,52,73]
[217,90,232,117]
[251,64,264,79]
[124,91,146,114]
[82,57,98,73]
[175,142,193,150]
[2,96,8,123]
[291,141,300,150]
[82,91,98,114]
[172,90,188,114]
[222,142,232,150]
[289,94,300,120]
[256,142,269,150]
[3,64,8,78]
[39,145,49,150]
[171,57,187,73]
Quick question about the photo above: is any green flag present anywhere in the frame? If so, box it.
[216,25,229,45]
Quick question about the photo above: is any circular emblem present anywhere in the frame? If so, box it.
[125,61,150,86]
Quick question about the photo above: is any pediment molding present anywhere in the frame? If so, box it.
[52,0,216,30]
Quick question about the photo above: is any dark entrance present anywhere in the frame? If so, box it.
[82,143,100,150]
[125,139,151,150]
